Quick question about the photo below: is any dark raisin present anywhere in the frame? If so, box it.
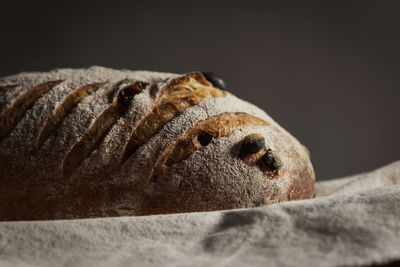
[118,87,135,104]
[108,79,133,102]
[261,150,283,171]
[202,72,227,90]
[135,81,145,90]
[241,134,265,154]
[118,81,147,105]
[197,132,213,146]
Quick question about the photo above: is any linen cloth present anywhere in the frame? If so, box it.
[1,161,399,267]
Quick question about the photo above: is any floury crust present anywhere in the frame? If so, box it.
[0,161,399,267]
[0,66,314,220]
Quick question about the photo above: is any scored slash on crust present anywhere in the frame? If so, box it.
[0,72,229,177]
[0,80,64,141]
[36,82,106,148]
[0,73,277,181]
[150,112,269,183]
[62,81,147,176]
[121,72,227,162]
[0,67,316,220]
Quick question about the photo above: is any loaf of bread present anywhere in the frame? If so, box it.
[0,66,315,220]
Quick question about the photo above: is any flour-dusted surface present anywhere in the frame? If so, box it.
[0,67,314,220]
[0,161,399,267]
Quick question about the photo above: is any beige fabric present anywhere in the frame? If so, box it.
[0,161,399,266]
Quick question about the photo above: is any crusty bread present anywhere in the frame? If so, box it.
[0,66,315,220]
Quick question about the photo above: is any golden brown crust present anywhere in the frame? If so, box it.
[0,80,63,140]
[151,112,268,180]
[0,67,315,221]
[122,72,226,161]
[36,82,106,147]
[62,81,146,176]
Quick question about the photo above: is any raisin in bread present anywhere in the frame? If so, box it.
[0,66,315,220]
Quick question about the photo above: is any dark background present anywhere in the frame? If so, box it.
[1,0,399,180]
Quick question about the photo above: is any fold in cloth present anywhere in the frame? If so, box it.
[1,161,400,267]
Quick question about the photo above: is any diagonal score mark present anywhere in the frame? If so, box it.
[151,112,269,180]
[62,81,145,176]
[122,72,227,162]
[36,82,106,147]
[0,80,64,141]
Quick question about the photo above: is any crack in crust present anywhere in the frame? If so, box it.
[62,81,145,176]
[0,80,64,141]
[36,82,106,147]
[151,112,269,181]
[122,72,227,162]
